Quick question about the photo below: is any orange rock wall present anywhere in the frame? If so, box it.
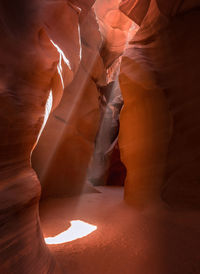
[32,7,105,198]
[94,0,135,68]
[119,0,200,208]
[1,1,200,272]
[0,0,87,272]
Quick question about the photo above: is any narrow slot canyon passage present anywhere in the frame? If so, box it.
[0,1,200,274]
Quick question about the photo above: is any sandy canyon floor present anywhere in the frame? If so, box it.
[40,187,200,274]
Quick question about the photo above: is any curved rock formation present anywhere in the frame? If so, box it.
[0,0,81,272]
[1,0,200,272]
[32,7,105,198]
[94,0,135,67]
[33,0,137,194]
[86,0,135,186]
[119,0,200,208]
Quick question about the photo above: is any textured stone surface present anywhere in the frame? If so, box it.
[32,66,101,198]
[0,1,81,272]
[119,0,200,208]
[1,0,200,273]
[87,81,124,186]
[87,0,135,187]
[119,0,151,25]
[32,8,104,198]
[94,0,135,68]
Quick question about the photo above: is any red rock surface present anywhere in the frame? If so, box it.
[86,0,136,187]
[0,0,81,272]
[1,0,200,273]
[119,0,200,208]
[94,0,136,68]
[87,81,124,186]
[32,8,105,198]
[33,0,136,194]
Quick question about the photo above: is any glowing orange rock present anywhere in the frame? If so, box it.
[119,0,200,208]
[32,9,104,198]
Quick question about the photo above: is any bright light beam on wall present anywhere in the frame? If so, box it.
[45,220,97,245]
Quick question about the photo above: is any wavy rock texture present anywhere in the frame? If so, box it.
[94,0,136,68]
[87,80,124,186]
[119,0,200,208]
[86,0,136,186]
[33,0,137,193]
[32,8,105,198]
[0,0,81,272]
[1,0,200,272]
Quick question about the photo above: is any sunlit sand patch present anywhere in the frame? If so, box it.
[45,220,97,245]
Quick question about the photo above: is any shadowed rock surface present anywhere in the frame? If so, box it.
[0,0,81,272]
[1,0,200,273]
[119,0,200,208]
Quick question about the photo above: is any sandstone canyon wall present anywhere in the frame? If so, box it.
[87,0,137,186]
[32,0,135,192]
[32,6,105,198]
[119,0,200,208]
[1,0,200,272]
[0,0,88,272]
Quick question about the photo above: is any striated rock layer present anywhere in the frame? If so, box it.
[32,7,105,198]
[1,0,200,272]
[87,0,136,186]
[0,0,82,272]
[119,0,200,208]
[33,0,137,192]
[94,0,135,68]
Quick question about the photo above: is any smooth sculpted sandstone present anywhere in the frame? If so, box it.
[87,80,124,186]
[119,0,200,208]
[32,8,105,198]
[94,0,136,68]
[0,0,81,273]
[86,0,136,187]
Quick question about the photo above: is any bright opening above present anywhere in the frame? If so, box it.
[45,220,97,245]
